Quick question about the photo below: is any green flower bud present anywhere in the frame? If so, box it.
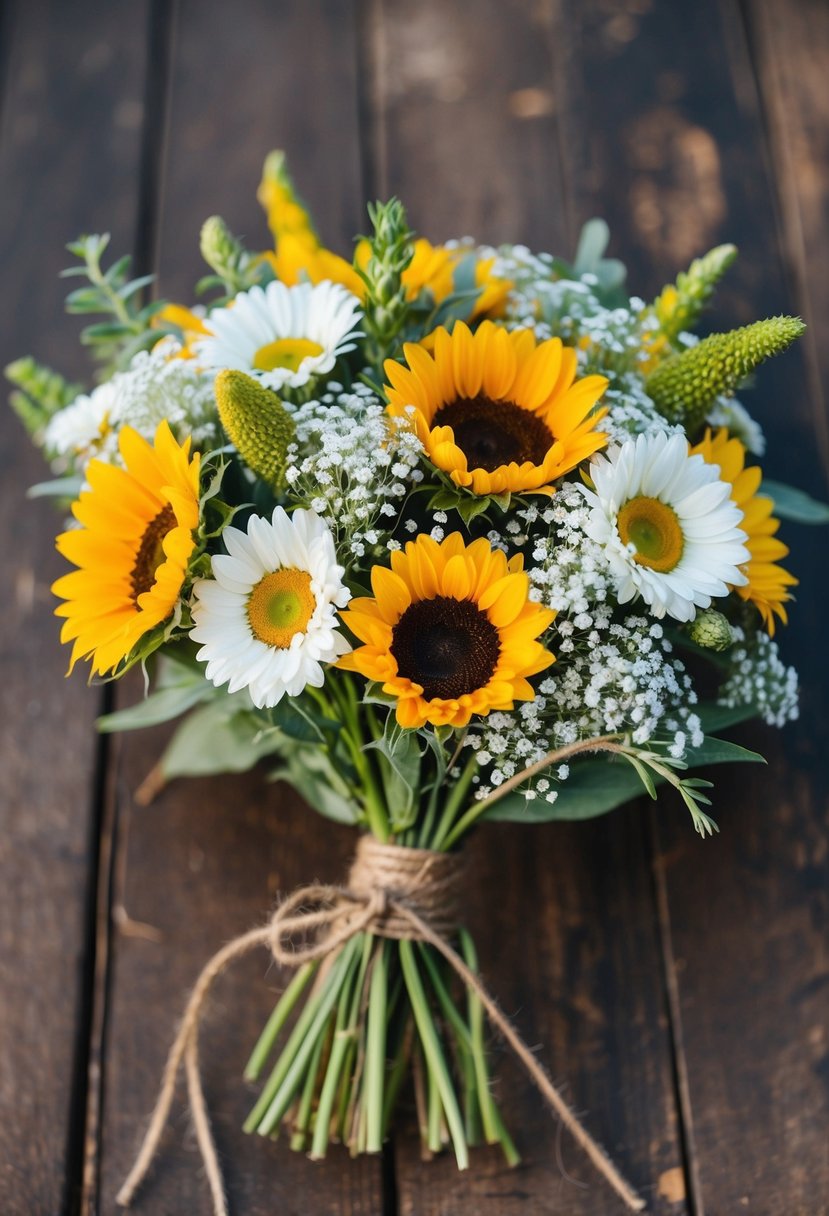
[688,609,734,652]
[215,370,295,490]
[199,216,241,277]
[646,315,806,434]
[653,244,738,344]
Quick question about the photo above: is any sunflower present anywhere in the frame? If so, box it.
[52,421,200,676]
[384,320,609,495]
[691,428,797,634]
[338,532,555,728]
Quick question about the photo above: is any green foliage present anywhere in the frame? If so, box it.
[61,233,166,376]
[214,369,295,489]
[646,315,806,434]
[653,243,738,344]
[550,218,628,306]
[761,479,829,524]
[197,215,269,303]
[357,198,415,374]
[5,356,83,441]
[485,733,765,835]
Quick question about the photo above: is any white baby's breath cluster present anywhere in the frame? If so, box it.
[718,627,799,728]
[45,339,218,473]
[283,382,424,562]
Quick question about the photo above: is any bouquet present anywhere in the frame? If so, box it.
[10,151,827,1214]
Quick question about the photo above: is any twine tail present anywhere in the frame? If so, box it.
[116,925,271,1213]
[399,903,647,1214]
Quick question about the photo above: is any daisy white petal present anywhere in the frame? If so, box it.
[195,280,362,392]
[580,431,749,623]
[190,508,351,708]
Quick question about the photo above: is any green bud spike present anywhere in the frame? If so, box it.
[200,216,242,276]
[6,356,83,439]
[215,370,295,490]
[359,198,415,374]
[646,315,806,433]
[653,244,738,344]
[688,608,734,652]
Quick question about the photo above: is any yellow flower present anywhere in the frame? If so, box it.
[259,236,365,299]
[338,532,555,728]
[384,320,608,495]
[52,421,200,676]
[356,237,512,321]
[690,428,797,634]
[153,303,211,359]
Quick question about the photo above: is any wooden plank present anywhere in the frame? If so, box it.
[547,0,829,1209]
[91,2,383,1212]
[0,2,151,1212]
[369,4,688,1211]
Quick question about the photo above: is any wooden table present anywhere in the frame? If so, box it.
[1,2,827,1212]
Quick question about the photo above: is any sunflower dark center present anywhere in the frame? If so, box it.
[432,395,554,472]
[390,595,501,701]
[130,503,176,603]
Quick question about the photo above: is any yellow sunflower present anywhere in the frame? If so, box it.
[690,427,797,634]
[384,320,609,495]
[153,303,211,359]
[338,532,555,728]
[52,421,201,676]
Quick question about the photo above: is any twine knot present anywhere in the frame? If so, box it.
[117,838,645,1215]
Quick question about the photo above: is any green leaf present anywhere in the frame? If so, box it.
[760,479,829,524]
[573,219,610,275]
[278,748,359,825]
[364,729,421,829]
[96,681,210,733]
[159,702,276,780]
[270,695,339,743]
[486,733,765,823]
[695,702,759,733]
[27,476,84,499]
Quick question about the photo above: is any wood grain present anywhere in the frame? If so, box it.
[0,2,150,1212]
[369,4,688,1211]
[546,0,829,1210]
[90,2,383,1212]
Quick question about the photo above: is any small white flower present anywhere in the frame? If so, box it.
[190,507,351,709]
[581,432,749,622]
[195,280,362,392]
[45,382,120,465]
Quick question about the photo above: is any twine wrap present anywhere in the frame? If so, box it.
[117,838,645,1215]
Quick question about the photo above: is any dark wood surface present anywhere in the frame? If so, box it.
[1,2,827,1214]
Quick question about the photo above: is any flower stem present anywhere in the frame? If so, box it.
[430,754,479,851]
[365,942,389,1152]
[244,961,317,1081]
[399,939,469,1169]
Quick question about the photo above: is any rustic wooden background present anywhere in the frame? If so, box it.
[1,1,827,1213]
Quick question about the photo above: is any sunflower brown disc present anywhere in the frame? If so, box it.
[433,395,554,472]
[130,503,176,602]
[391,595,501,701]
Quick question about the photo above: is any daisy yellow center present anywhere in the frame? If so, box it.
[130,503,176,603]
[432,396,554,472]
[247,568,316,648]
[617,496,684,572]
[391,595,501,701]
[253,337,324,374]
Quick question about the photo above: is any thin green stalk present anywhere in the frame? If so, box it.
[430,754,479,851]
[257,939,362,1136]
[290,1024,327,1151]
[399,939,469,1169]
[245,942,355,1134]
[332,936,374,1144]
[459,929,519,1166]
[328,674,389,840]
[382,1018,413,1136]
[426,1055,444,1154]
[418,945,481,1146]
[364,942,389,1152]
[310,933,371,1159]
[244,961,318,1080]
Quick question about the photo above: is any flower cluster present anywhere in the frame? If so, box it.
[11,150,818,840]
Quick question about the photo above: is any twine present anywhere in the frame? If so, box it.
[116,837,645,1214]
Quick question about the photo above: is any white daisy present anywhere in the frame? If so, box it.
[194,280,362,392]
[190,507,351,708]
[580,431,749,622]
[45,381,120,468]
